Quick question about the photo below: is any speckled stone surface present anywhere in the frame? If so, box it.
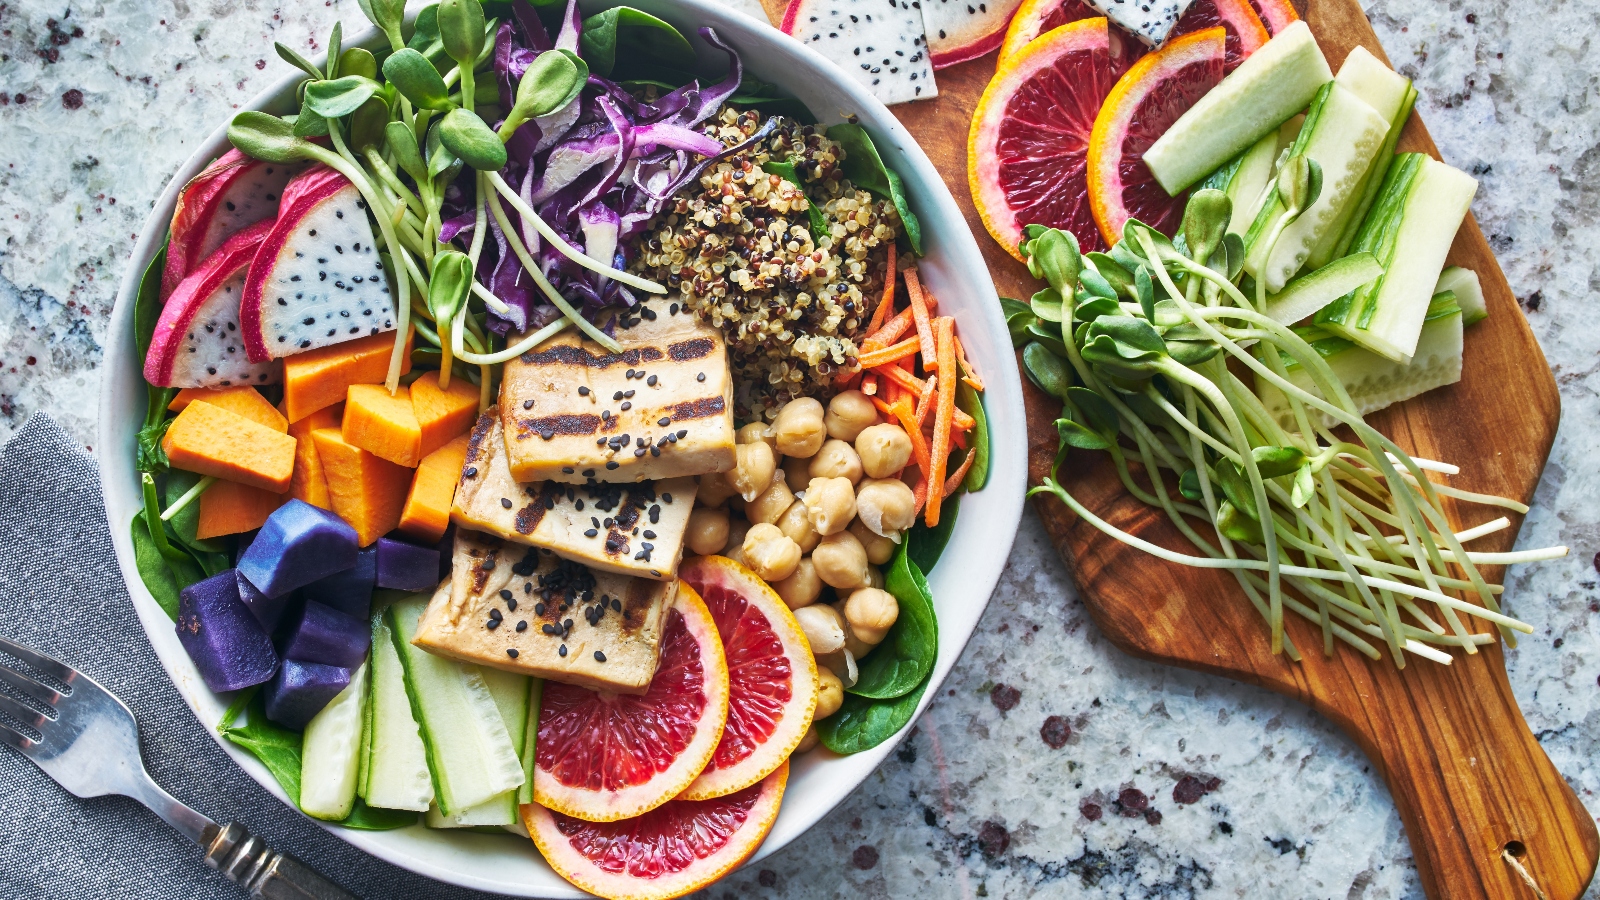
[1,1,1598,897]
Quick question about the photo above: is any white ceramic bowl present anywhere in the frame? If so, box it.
[99,2,1027,894]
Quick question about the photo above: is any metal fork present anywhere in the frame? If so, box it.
[0,635,357,900]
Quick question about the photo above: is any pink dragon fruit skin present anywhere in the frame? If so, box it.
[241,165,396,363]
[144,218,281,388]
[162,149,300,299]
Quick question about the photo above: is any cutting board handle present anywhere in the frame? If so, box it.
[1311,644,1597,900]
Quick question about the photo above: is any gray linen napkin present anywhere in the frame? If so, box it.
[0,414,504,900]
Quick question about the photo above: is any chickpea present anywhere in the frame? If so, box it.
[865,564,885,590]
[696,469,738,508]
[814,648,852,681]
[849,518,896,565]
[782,454,814,493]
[855,423,913,478]
[839,610,874,658]
[815,668,844,719]
[856,477,916,538]
[742,522,801,582]
[794,603,846,655]
[730,440,776,502]
[795,724,820,754]
[844,588,900,645]
[771,397,826,458]
[809,439,863,485]
[777,500,822,553]
[721,515,752,564]
[773,557,822,609]
[812,530,870,590]
[685,507,730,557]
[804,476,858,536]
[826,390,879,442]
[744,473,795,526]
[736,420,775,449]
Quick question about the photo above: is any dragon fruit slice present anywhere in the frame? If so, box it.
[781,0,938,106]
[241,166,395,362]
[163,149,299,299]
[1080,0,1195,46]
[920,0,1028,68]
[145,218,280,388]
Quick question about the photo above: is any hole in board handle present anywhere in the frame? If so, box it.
[1505,840,1527,858]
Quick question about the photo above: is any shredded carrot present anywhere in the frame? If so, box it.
[861,373,879,397]
[876,363,925,394]
[943,445,976,495]
[914,373,938,429]
[855,336,920,368]
[954,334,985,391]
[861,293,933,352]
[925,317,958,526]
[911,472,928,517]
[889,398,932,476]
[834,370,862,390]
[871,396,896,417]
[952,429,968,450]
[865,243,896,335]
[903,268,937,371]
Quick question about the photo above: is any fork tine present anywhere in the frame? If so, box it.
[0,717,38,752]
[0,690,48,731]
[0,636,76,684]
[0,661,64,708]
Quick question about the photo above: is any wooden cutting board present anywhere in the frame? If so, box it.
[878,1,1598,897]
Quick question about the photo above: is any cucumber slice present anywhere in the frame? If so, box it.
[387,596,525,815]
[300,660,369,821]
[1242,82,1390,294]
[518,679,543,805]
[1277,114,1305,154]
[1143,21,1333,195]
[425,794,517,828]
[1306,48,1416,269]
[1436,266,1486,325]
[1316,154,1477,362]
[361,597,434,812]
[1201,131,1280,236]
[421,671,533,829]
[1265,251,1383,325]
[1264,294,1462,427]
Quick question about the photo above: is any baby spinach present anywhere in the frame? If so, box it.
[760,160,826,237]
[824,123,923,256]
[907,495,957,575]
[819,673,928,755]
[162,471,230,573]
[579,7,695,78]
[141,474,204,594]
[957,381,991,492]
[131,515,183,620]
[134,239,176,474]
[850,542,937,700]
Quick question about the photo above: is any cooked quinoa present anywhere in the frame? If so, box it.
[628,107,900,420]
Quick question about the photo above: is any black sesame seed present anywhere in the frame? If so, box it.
[650,446,660,457]
[648,375,658,386]
[507,648,519,658]
[516,621,528,632]
[644,530,657,539]
[464,466,477,478]
[613,391,624,401]
[697,372,706,382]
[523,399,535,410]
[612,598,622,611]
[542,623,558,635]
[634,447,647,457]
[535,602,547,615]
[499,589,512,600]
[658,417,671,427]
[606,461,619,470]
[620,401,632,411]
[501,497,513,509]
[578,385,590,396]
[677,430,687,439]
[507,598,518,611]
[624,390,635,399]
[486,618,500,630]
[562,466,575,474]
[585,528,599,537]
[583,469,596,477]
[480,558,495,571]
[558,644,567,657]
[594,651,607,662]
[662,493,673,503]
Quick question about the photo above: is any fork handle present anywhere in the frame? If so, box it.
[204,821,358,900]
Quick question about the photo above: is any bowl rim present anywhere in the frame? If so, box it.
[97,1,1028,894]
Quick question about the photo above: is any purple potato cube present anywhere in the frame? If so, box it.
[280,601,370,669]
[234,530,257,566]
[303,547,376,619]
[175,571,278,693]
[236,570,293,632]
[262,659,350,730]
[375,537,441,591]
[237,500,359,598]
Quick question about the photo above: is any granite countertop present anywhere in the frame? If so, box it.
[2,0,1597,897]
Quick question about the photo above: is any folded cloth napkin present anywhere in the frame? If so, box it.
[0,414,501,900]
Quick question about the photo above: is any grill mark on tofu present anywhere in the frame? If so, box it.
[512,413,603,441]
[620,580,656,635]
[665,396,727,421]
[465,409,499,465]
[470,548,499,595]
[521,344,665,369]
[667,337,715,361]
[604,530,629,557]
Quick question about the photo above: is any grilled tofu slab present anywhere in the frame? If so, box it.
[453,411,697,580]
[498,299,735,484]
[411,529,674,693]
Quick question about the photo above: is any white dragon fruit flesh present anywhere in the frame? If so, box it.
[781,0,938,106]
[920,0,1028,68]
[145,219,281,388]
[1080,0,1194,46]
[241,166,396,362]
[163,149,299,299]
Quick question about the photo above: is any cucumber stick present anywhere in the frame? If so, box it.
[1243,82,1390,294]
[1307,47,1417,269]
[1315,153,1477,362]
[386,597,525,815]
[1200,131,1280,236]
[425,668,531,828]
[1265,252,1383,325]
[518,679,542,806]
[1144,21,1332,195]
[361,601,434,812]
[1264,293,1462,428]
[1437,266,1486,324]
[300,661,369,821]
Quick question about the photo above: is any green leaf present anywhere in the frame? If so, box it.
[1216,500,1264,543]
[163,471,229,566]
[1211,461,1257,521]
[229,111,316,164]
[1181,188,1231,265]
[142,474,203,588]
[385,121,427,183]
[1085,252,1131,299]
[1073,294,1120,323]
[134,236,169,361]
[956,381,990,492]
[1178,468,1203,502]
[1029,228,1081,294]
[578,7,696,78]
[339,798,418,830]
[1024,321,1068,357]
[356,0,408,50]
[438,108,506,171]
[851,543,938,699]
[907,492,958,575]
[135,387,176,475]
[512,49,587,122]
[428,250,475,323]
[1087,315,1165,354]
[350,96,392,152]
[425,121,462,181]
[437,0,487,68]
[304,75,384,119]
[1065,386,1117,436]
[760,160,826,238]
[409,4,441,50]
[1134,265,1155,322]
[339,47,380,82]
[1166,339,1219,366]
[274,41,324,80]
[818,673,928,754]
[291,101,330,139]
[1292,463,1315,508]
[1022,342,1071,400]
[326,21,343,79]
[1029,287,1064,323]
[825,122,892,198]
[1251,445,1307,479]
[383,48,454,111]
[220,695,304,806]
[131,514,183,620]
[1057,418,1112,451]
[999,297,1037,348]
[883,166,923,257]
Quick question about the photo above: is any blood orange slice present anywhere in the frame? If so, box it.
[969,18,1120,259]
[534,583,730,822]
[998,0,1142,71]
[1086,27,1225,246]
[678,556,817,801]
[1248,0,1299,34]
[528,761,788,900]
[1169,0,1269,72]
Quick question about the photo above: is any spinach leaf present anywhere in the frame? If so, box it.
[134,237,177,474]
[819,672,928,754]
[131,515,183,620]
[907,492,957,575]
[957,380,990,492]
[824,123,923,255]
[850,543,937,700]
[163,471,230,569]
[729,93,816,125]
[578,7,695,78]
[339,799,417,830]
[760,160,826,238]
[133,236,168,361]
[142,474,204,592]
[219,693,304,806]
[135,390,175,475]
